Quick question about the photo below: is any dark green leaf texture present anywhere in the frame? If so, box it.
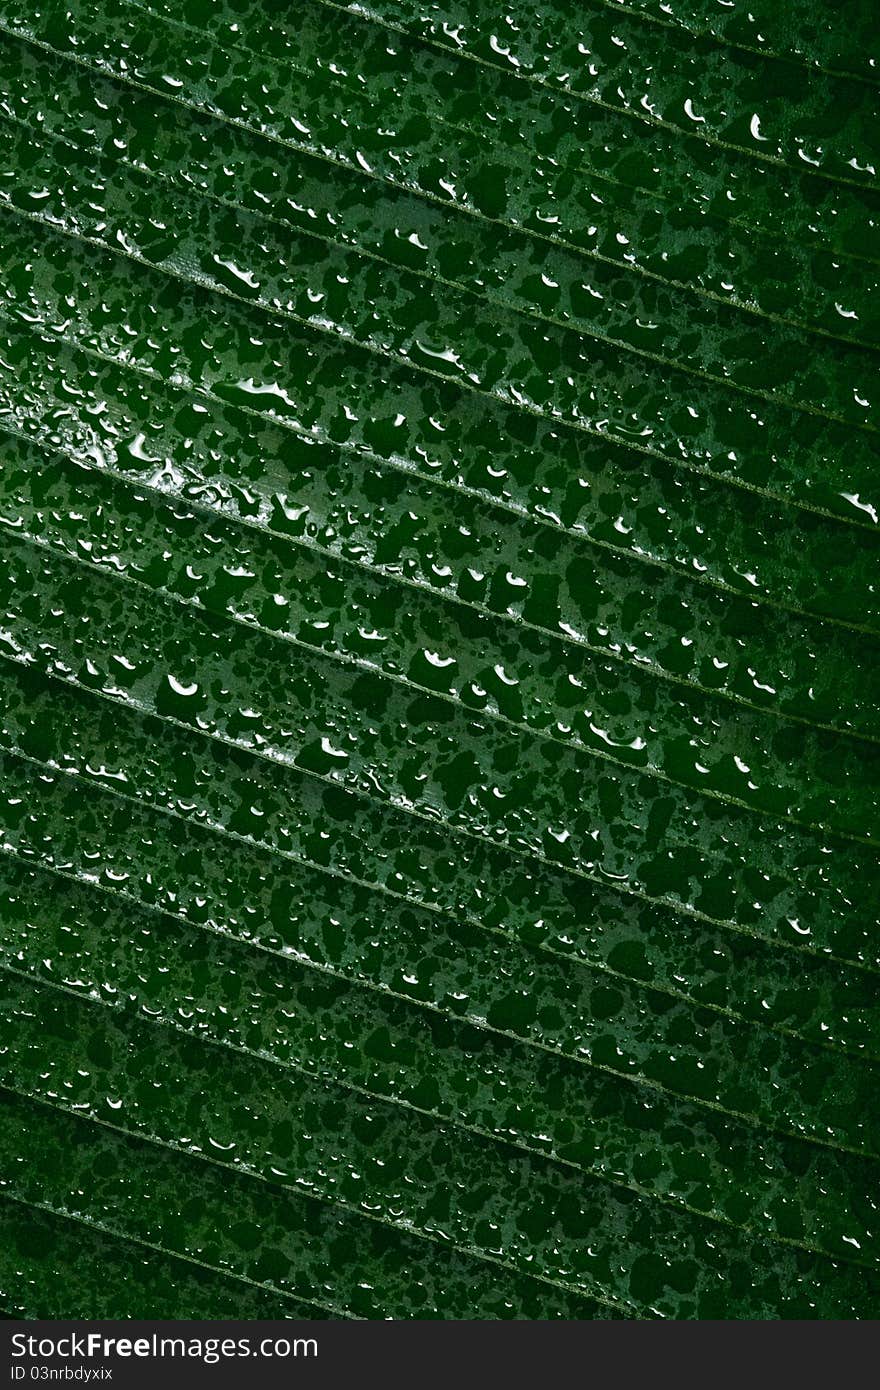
[0,1196,338,1320]
[0,0,877,1320]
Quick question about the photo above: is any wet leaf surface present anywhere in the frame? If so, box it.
[0,0,877,1319]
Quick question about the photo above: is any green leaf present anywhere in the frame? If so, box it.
[222,0,877,182]
[0,0,877,1320]
[3,266,880,742]
[1,538,876,964]
[0,848,877,1269]
[3,435,879,839]
[1,6,879,524]
[510,0,880,82]
[2,984,878,1318]
[0,1093,599,1319]
[0,1194,336,1319]
[0,34,876,353]
[3,102,877,427]
[2,650,877,1057]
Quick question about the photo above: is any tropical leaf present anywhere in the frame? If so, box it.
[2,988,878,1318]
[3,281,880,743]
[0,1196,334,1319]
[0,0,876,1320]
[3,33,877,350]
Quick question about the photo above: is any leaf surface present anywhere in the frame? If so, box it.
[0,0,877,1320]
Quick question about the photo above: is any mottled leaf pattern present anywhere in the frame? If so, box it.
[0,0,877,1320]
